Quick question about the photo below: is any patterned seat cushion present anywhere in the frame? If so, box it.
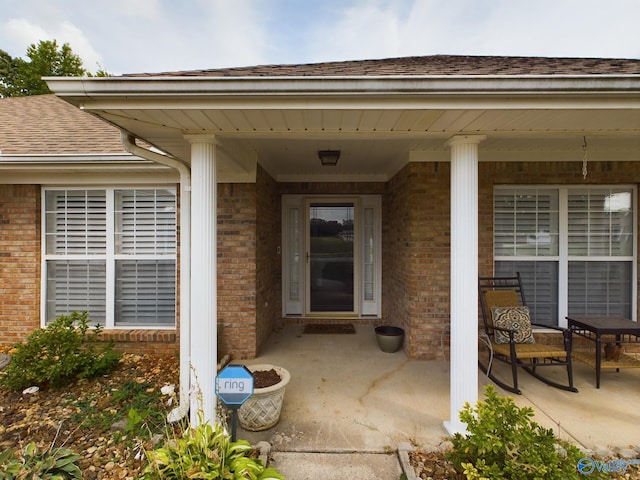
[491,306,535,344]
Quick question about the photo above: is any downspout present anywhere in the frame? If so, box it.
[120,132,191,422]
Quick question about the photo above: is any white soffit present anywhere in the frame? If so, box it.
[46,75,640,181]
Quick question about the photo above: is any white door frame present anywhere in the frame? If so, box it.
[282,194,381,318]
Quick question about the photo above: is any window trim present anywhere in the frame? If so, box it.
[494,185,637,327]
[41,185,177,329]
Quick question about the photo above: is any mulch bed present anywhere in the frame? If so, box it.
[2,348,638,479]
[0,350,180,479]
[408,449,640,479]
[409,450,464,479]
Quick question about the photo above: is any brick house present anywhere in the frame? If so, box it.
[2,55,640,432]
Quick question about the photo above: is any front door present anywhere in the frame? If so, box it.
[282,194,381,318]
[307,201,356,314]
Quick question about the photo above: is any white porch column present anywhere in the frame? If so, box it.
[444,134,486,436]
[189,136,218,424]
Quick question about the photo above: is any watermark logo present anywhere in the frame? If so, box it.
[578,457,640,475]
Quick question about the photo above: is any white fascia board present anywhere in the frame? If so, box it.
[0,153,147,163]
[1,170,180,185]
[45,75,640,109]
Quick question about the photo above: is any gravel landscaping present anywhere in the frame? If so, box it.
[2,348,639,479]
[0,350,180,479]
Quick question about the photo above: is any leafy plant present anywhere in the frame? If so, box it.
[114,380,167,437]
[66,380,166,440]
[140,418,284,479]
[446,384,596,480]
[0,311,121,391]
[0,442,82,479]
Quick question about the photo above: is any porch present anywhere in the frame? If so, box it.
[238,325,640,452]
[42,56,640,434]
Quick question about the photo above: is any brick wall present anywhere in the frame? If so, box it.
[0,185,40,345]
[382,166,412,337]
[217,183,258,358]
[383,160,640,359]
[255,166,281,351]
[3,160,639,361]
[0,181,261,360]
[479,160,640,318]
[98,330,177,356]
[479,160,640,355]
[384,163,451,359]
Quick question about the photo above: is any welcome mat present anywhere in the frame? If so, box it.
[303,323,356,334]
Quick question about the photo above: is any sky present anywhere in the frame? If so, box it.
[1,0,640,75]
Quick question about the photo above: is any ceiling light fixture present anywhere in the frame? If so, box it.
[318,150,340,166]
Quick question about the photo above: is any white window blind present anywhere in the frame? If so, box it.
[494,189,559,257]
[115,189,176,255]
[568,261,631,316]
[45,190,106,254]
[115,260,175,325]
[46,260,106,324]
[495,261,559,326]
[495,186,635,325]
[44,187,177,328]
[568,189,633,256]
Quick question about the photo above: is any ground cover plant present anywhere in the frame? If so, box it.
[0,442,82,479]
[140,415,284,479]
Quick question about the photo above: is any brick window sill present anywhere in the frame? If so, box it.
[99,329,177,344]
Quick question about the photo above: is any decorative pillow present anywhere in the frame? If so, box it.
[491,306,535,344]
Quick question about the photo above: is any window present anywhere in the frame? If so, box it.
[44,188,176,328]
[494,186,635,326]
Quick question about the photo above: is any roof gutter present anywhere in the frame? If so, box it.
[46,75,640,99]
[120,132,192,422]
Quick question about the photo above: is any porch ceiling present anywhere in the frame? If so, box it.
[47,76,640,182]
[81,107,640,182]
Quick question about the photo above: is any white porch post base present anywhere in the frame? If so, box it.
[444,135,485,436]
[189,137,218,425]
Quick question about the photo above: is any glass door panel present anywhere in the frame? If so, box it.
[308,202,355,313]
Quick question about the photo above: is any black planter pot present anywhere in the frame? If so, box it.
[374,326,405,353]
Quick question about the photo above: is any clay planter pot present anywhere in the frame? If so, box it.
[375,326,405,353]
[238,364,290,431]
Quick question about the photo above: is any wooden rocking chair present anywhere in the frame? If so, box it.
[478,274,578,394]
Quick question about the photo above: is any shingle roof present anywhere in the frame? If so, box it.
[4,56,640,156]
[126,55,640,77]
[0,94,126,155]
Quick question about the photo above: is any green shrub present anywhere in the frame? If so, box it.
[140,418,284,479]
[447,384,593,480]
[0,311,121,391]
[0,442,82,479]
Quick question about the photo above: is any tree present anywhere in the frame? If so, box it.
[0,40,97,97]
[0,49,20,96]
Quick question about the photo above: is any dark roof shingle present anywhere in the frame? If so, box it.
[125,55,640,77]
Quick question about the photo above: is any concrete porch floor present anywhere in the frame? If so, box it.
[236,325,640,477]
